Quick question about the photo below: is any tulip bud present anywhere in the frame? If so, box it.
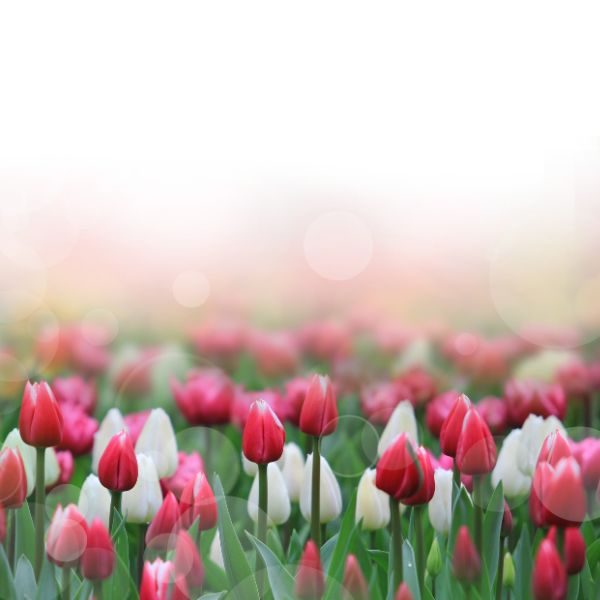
[532,534,567,600]
[456,408,497,475]
[81,519,115,581]
[46,504,88,568]
[395,583,414,600]
[180,472,218,531]
[453,526,481,584]
[426,391,459,437]
[502,552,515,588]
[402,447,435,505]
[135,408,178,478]
[543,457,587,527]
[504,379,566,426]
[355,468,390,531]
[248,463,291,526]
[342,554,368,600]
[378,400,418,456]
[146,491,181,550]
[299,374,338,437]
[428,468,452,534]
[121,453,163,524]
[242,399,286,465]
[19,381,63,448]
[375,433,421,500]
[491,429,532,498]
[98,431,138,492]
[78,474,112,528]
[475,396,508,435]
[564,527,586,575]
[440,393,471,457]
[140,557,189,600]
[92,408,127,473]
[209,531,225,570]
[57,405,98,456]
[300,453,342,524]
[295,540,325,599]
[0,447,28,508]
[162,451,204,500]
[174,529,204,588]
[426,538,443,577]
[537,430,571,467]
[517,414,566,477]
[579,440,600,489]
[281,443,305,502]
[501,501,513,537]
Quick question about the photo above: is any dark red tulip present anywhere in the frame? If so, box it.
[375,433,421,500]
[532,533,567,600]
[426,391,459,437]
[242,400,286,464]
[283,376,310,426]
[19,381,63,447]
[402,447,435,505]
[180,472,217,531]
[295,540,325,599]
[564,527,586,575]
[342,554,368,600]
[504,379,566,426]
[174,529,204,588]
[46,504,88,568]
[146,492,181,550]
[81,519,115,581]
[440,394,471,457]
[0,448,27,508]
[453,526,481,584]
[97,431,138,492]
[455,409,497,475]
[475,396,508,434]
[299,374,338,437]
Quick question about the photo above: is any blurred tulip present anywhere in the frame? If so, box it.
[502,500,513,537]
[426,391,459,437]
[57,404,98,456]
[555,359,592,398]
[542,458,587,527]
[53,450,74,489]
[579,440,600,490]
[428,468,452,534]
[402,447,435,505]
[492,429,532,498]
[453,526,481,584]
[242,399,286,465]
[51,376,97,415]
[360,382,400,425]
[300,454,342,524]
[121,453,163,524]
[174,529,204,588]
[111,346,157,397]
[297,320,352,362]
[98,431,138,492]
[355,468,390,531]
[375,433,421,500]
[146,492,181,550]
[248,463,291,526]
[378,400,418,456]
[503,552,516,589]
[504,379,566,426]
[180,472,217,531]
[123,410,151,445]
[475,397,508,434]
[532,533,567,600]
[395,583,414,600]
[81,519,115,581]
[456,408,497,475]
[282,377,310,426]
[161,451,204,500]
[537,430,572,468]
[517,414,566,477]
[281,442,305,502]
[342,554,368,600]
[247,330,299,377]
[394,366,436,407]
[440,394,471,458]
[0,447,27,508]
[295,540,325,600]
[19,381,63,448]
[136,408,178,478]
[426,538,443,577]
[564,527,586,575]
[139,557,189,600]
[46,504,88,568]
[92,408,127,473]
[299,374,338,437]
[78,474,112,528]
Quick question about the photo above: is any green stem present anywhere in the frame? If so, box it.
[93,581,103,600]
[108,491,121,534]
[311,436,321,548]
[62,567,71,600]
[389,497,403,590]
[369,530,377,550]
[34,447,45,580]
[137,523,148,585]
[7,508,15,572]
[205,427,212,480]
[496,539,504,600]
[257,463,268,598]
[583,393,592,430]
[473,475,483,557]
[414,505,425,596]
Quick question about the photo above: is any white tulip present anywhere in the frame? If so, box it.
[281,443,305,502]
[378,400,418,456]
[121,453,163,524]
[492,429,532,498]
[135,408,178,478]
[248,463,291,526]
[517,414,566,477]
[92,408,126,472]
[78,474,112,528]
[2,429,59,493]
[209,531,225,570]
[355,468,390,530]
[300,454,342,524]
[396,337,434,371]
[428,468,453,534]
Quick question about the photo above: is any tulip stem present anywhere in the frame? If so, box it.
[34,446,45,580]
[389,497,403,590]
[137,523,148,585]
[473,475,483,557]
[205,428,212,480]
[414,505,425,596]
[583,393,592,429]
[369,530,377,550]
[93,581,103,600]
[496,539,504,600]
[256,463,268,598]
[311,436,321,548]
[62,567,71,600]
[109,491,121,534]
[8,509,15,571]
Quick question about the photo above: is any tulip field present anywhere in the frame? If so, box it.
[1,322,600,600]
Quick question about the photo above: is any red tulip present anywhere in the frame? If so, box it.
[242,400,286,464]
[543,458,586,527]
[146,492,181,550]
[504,379,566,426]
[295,540,325,599]
[475,396,508,435]
[556,360,592,398]
[537,430,572,468]
[360,382,403,425]
[51,376,97,415]
[283,377,310,426]
[140,558,189,600]
[564,527,586,575]
[501,500,513,537]
[299,374,338,437]
[174,529,204,588]
[180,472,217,530]
[46,504,88,568]
[453,526,481,584]
[161,451,204,500]
[401,447,435,505]
[97,431,138,492]
[578,440,600,490]
[57,404,98,456]
[342,554,368,600]
[394,366,436,407]
[455,409,497,475]
[81,519,115,581]
[530,462,553,528]
[426,391,459,437]
[440,394,471,457]
[395,583,415,600]
[375,433,422,500]
[19,381,64,447]
[532,533,567,600]
[0,448,27,508]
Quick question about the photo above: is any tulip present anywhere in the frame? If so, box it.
[0,448,27,509]
[395,583,414,600]
[504,379,566,426]
[281,443,305,502]
[537,430,572,467]
[426,537,443,579]
[53,450,75,489]
[295,540,325,600]
[502,552,515,589]
[428,468,452,534]
[51,375,97,415]
[161,451,204,500]
[92,408,127,472]
[492,429,532,498]
[248,463,291,526]
[242,399,286,465]
[517,415,566,477]
[360,382,399,424]
[123,410,151,445]
[300,453,342,525]
[426,391,459,437]
[456,408,497,475]
[146,492,181,550]
[342,554,368,600]
[174,529,204,589]
[532,534,567,600]
[475,396,508,434]
[282,376,309,426]
[453,526,481,585]
[57,404,98,456]
[501,500,513,537]
[377,400,418,456]
[180,472,218,531]
[440,393,471,458]
[135,408,178,478]
[394,366,436,407]
[375,433,421,500]
[121,453,163,524]
[78,475,112,528]
[140,558,189,600]
[543,458,586,527]
[81,518,115,584]
[564,527,586,575]
[355,468,390,531]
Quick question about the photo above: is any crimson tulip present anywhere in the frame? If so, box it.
[180,472,217,530]
[140,558,189,600]
[46,504,88,568]
[532,533,567,600]
[19,381,63,448]
[440,394,471,457]
[375,433,421,500]
[282,376,310,426]
[299,374,338,437]
[453,526,481,584]
[0,448,27,508]
[81,519,115,581]
[342,554,368,600]
[98,431,138,492]
[295,540,325,599]
[242,399,286,464]
[146,491,181,550]
[426,391,459,437]
[455,408,497,475]
[401,447,435,505]
[504,379,566,426]
[174,529,204,588]
[564,527,586,575]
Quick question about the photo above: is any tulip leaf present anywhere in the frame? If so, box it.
[402,540,421,600]
[567,573,580,600]
[246,533,295,600]
[0,545,17,600]
[214,476,259,600]
[14,502,35,566]
[72,579,93,600]
[324,490,357,582]
[579,559,593,600]
[512,525,532,600]
[106,510,134,600]
[266,528,285,562]
[586,538,600,570]
[14,556,36,600]
[203,558,229,594]
[286,529,304,563]
[35,559,57,600]
[483,482,503,586]
[197,593,226,600]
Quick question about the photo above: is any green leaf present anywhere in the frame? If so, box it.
[513,525,532,600]
[579,559,593,600]
[203,558,228,595]
[586,539,600,571]
[14,503,35,566]
[14,556,36,600]
[482,482,504,588]
[402,540,421,600]
[0,545,17,600]
[287,529,304,563]
[214,476,259,600]
[35,559,57,600]
[566,574,580,600]
[106,511,137,600]
[246,533,295,600]
[197,593,226,600]
[324,490,357,584]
